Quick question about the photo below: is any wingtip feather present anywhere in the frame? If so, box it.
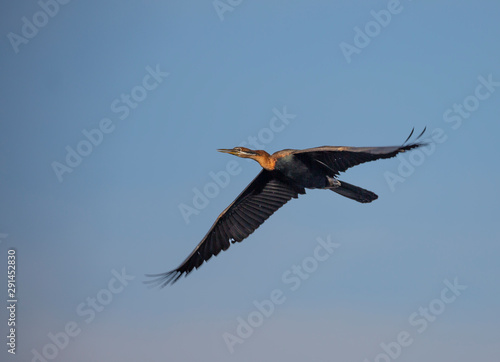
[402,127,427,148]
[403,127,415,145]
[144,270,184,288]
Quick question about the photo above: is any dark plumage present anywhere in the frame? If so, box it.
[146,128,426,287]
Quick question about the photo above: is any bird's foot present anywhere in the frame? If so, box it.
[326,176,341,188]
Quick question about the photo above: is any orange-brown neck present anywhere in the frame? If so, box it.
[250,150,276,171]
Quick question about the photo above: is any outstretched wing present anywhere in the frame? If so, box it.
[290,129,426,176]
[146,170,305,287]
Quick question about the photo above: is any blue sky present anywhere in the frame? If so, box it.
[1,1,499,361]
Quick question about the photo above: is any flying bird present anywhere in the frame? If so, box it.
[147,129,426,287]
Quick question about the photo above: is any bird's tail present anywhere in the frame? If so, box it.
[331,180,378,203]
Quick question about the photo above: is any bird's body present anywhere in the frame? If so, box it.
[274,151,329,189]
[147,129,426,287]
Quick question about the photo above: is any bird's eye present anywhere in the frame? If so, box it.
[234,147,241,151]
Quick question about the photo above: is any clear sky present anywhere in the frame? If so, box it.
[1,1,499,361]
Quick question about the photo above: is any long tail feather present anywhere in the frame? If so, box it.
[331,180,378,203]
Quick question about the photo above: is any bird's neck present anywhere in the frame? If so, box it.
[252,151,276,171]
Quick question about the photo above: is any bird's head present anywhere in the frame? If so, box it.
[217,147,275,170]
[217,147,260,159]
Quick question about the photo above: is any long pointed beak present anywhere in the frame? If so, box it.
[217,149,236,155]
